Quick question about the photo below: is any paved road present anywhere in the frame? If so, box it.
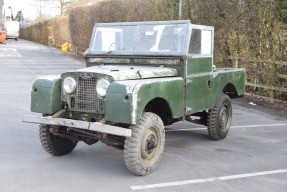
[1,40,287,192]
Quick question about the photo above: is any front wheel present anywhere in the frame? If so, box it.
[207,94,232,140]
[124,112,165,176]
[39,125,77,156]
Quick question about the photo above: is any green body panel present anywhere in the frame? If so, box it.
[133,78,184,124]
[31,76,62,114]
[186,74,213,114]
[186,69,245,114]
[212,69,245,104]
[105,91,133,124]
[187,57,212,74]
[105,78,184,124]
[186,57,213,114]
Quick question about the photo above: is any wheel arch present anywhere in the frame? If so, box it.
[222,83,239,98]
[144,97,174,125]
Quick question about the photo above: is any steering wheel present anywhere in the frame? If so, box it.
[108,42,128,51]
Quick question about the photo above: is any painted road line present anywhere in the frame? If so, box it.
[6,65,83,68]
[14,69,68,71]
[232,124,287,128]
[0,75,64,78]
[14,70,67,72]
[165,123,287,132]
[0,59,76,61]
[0,83,31,85]
[166,127,206,131]
[0,48,22,57]
[130,169,287,190]
[0,75,41,78]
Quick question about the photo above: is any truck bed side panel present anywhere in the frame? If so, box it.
[212,68,245,105]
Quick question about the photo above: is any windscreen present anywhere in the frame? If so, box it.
[90,23,188,56]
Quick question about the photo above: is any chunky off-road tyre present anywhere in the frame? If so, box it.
[39,125,77,156]
[207,94,232,140]
[124,112,165,176]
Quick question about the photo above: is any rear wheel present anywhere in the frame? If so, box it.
[124,112,165,176]
[39,124,77,156]
[207,94,232,140]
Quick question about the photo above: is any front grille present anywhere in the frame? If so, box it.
[78,76,97,100]
[69,74,104,114]
[70,97,75,108]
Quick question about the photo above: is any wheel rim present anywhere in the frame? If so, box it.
[141,126,161,165]
[219,104,231,132]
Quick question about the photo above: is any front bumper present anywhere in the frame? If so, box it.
[22,116,132,137]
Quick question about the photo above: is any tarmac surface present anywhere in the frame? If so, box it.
[0,39,287,192]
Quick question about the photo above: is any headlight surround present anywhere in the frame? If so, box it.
[96,79,110,97]
[63,77,77,94]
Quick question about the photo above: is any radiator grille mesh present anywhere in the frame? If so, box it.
[78,77,97,101]
[69,74,104,114]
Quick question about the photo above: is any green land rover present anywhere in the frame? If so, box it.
[23,20,245,176]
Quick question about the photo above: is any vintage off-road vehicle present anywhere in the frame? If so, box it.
[23,20,245,176]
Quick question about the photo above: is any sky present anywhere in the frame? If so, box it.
[4,0,59,22]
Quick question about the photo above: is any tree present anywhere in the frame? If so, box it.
[50,0,78,16]
[31,0,50,21]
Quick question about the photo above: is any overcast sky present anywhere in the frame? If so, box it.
[4,0,59,21]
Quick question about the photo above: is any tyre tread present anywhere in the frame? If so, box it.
[39,124,77,156]
[124,112,165,176]
[207,94,232,140]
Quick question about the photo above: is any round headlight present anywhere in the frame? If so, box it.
[63,77,77,94]
[96,79,110,97]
